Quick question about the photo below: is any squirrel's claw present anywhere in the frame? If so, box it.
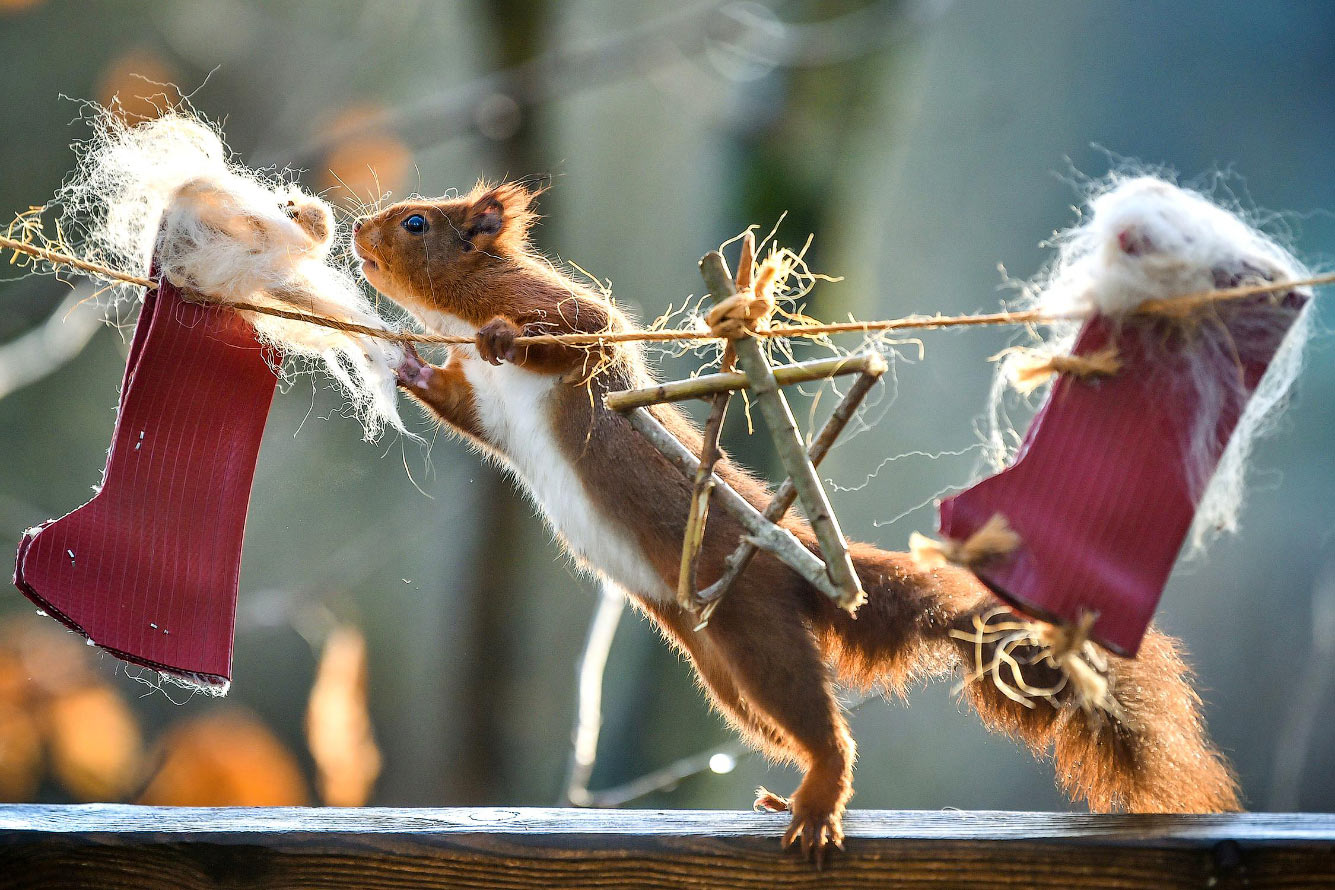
[774,793,844,870]
[757,786,841,868]
[477,317,522,365]
[782,811,843,869]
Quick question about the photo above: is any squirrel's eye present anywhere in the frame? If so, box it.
[402,214,429,235]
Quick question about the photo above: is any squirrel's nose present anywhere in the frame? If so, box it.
[353,218,364,233]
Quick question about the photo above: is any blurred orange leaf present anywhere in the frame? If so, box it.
[306,624,381,806]
[44,685,143,801]
[0,648,26,708]
[0,702,42,802]
[2,614,95,699]
[138,710,307,807]
[317,105,412,206]
[0,616,146,803]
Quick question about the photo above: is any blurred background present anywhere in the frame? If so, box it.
[1,0,1333,813]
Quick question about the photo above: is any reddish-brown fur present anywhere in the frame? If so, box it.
[354,181,1241,866]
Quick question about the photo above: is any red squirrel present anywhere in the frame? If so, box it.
[352,181,1240,863]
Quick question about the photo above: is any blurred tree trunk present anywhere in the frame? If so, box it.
[450,0,554,804]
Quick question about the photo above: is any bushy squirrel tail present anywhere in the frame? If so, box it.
[817,544,1241,813]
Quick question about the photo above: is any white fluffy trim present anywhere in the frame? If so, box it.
[53,110,406,440]
[991,175,1313,553]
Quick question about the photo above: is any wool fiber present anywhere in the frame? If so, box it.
[51,110,405,440]
[991,176,1313,553]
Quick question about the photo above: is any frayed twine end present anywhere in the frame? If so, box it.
[1032,611,1122,720]
[1002,344,1123,395]
[949,607,1124,722]
[917,514,1122,720]
[910,513,1021,571]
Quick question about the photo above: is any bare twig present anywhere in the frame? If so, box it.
[573,740,748,809]
[679,391,729,608]
[273,0,945,166]
[0,285,104,402]
[604,353,884,411]
[623,406,841,601]
[698,356,885,609]
[574,691,873,808]
[562,581,627,807]
[1268,561,1335,810]
[275,4,720,166]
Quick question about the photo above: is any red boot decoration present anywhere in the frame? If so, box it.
[939,290,1308,656]
[14,268,278,690]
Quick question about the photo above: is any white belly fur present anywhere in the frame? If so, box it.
[417,305,670,601]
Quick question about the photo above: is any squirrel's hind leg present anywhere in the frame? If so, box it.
[637,598,792,757]
[700,584,856,867]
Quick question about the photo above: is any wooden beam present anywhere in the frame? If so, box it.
[2,806,1333,889]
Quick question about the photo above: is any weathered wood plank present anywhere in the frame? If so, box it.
[1,807,1333,889]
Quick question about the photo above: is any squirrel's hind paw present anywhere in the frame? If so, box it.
[757,785,844,868]
[781,803,844,869]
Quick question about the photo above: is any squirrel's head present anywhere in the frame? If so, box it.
[352,179,543,318]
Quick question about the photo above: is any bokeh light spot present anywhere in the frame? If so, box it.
[97,49,179,123]
[317,105,413,207]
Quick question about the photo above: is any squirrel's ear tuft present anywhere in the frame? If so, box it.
[463,179,545,253]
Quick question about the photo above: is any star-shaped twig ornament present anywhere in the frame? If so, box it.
[607,233,883,626]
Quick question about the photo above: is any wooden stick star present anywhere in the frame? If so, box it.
[607,236,885,622]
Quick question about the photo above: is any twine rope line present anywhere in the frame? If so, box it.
[4,234,1330,348]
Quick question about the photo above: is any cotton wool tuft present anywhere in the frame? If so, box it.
[51,110,407,440]
[992,175,1314,553]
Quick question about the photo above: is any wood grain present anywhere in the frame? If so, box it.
[1,807,1333,889]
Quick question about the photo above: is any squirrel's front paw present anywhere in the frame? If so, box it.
[395,344,435,391]
[476,316,522,365]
